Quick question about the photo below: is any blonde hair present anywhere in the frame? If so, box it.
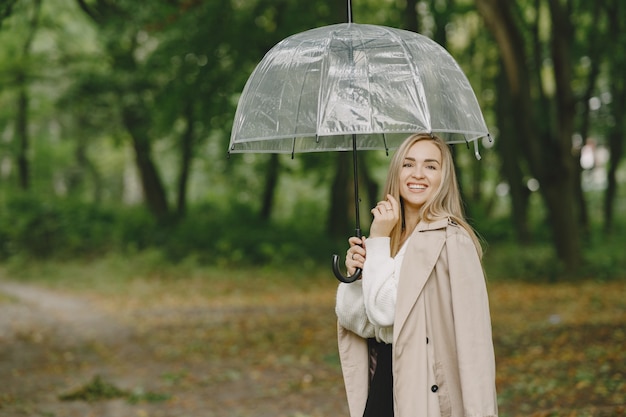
[383,133,483,258]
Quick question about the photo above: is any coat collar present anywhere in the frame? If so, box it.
[415,217,450,232]
[394,218,449,340]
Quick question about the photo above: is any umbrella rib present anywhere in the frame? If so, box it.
[290,38,318,154]
[350,25,375,137]
[253,40,287,137]
[382,133,389,156]
[316,29,334,143]
[381,26,432,134]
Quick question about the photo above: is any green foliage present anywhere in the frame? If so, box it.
[0,195,340,269]
[162,201,338,267]
[484,243,565,282]
[1,191,625,280]
[483,222,626,282]
[0,194,117,258]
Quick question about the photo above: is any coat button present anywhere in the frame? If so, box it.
[426,337,429,344]
[431,385,439,393]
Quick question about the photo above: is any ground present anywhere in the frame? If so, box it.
[0,277,347,417]
[1,270,625,417]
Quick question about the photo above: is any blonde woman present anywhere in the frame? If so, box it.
[336,133,498,417]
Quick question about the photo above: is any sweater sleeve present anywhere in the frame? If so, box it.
[361,237,398,327]
[447,229,498,416]
[336,281,376,339]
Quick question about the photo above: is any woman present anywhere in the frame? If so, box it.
[335,133,498,417]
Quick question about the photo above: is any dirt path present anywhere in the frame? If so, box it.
[0,281,132,345]
[0,281,153,416]
[0,279,348,417]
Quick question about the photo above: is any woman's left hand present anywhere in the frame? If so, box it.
[345,236,366,277]
[369,194,400,238]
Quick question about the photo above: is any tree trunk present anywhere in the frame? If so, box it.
[328,152,352,238]
[16,78,29,190]
[604,127,624,234]
[546,0,582,269]
[404,0,419,32]
[476,0,536,246]
[122,105,169,221]
[574,1,603,236]
[76,1,170,221]
[495,67,530,243]
[603,0,626,234]
[358,153,378,217]
[176,103,195,218]
[14,0,42,191]
[260,153,280,222]
[603,71,626,234]
[476,0,582,273]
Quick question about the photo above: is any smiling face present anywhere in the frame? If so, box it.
[399,140,443,213]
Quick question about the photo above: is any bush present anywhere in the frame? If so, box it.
[2,195,623,281]
[0,195,154,259]
[0,196,339,268]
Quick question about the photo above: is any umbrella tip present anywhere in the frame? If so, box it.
[473,140,482,160]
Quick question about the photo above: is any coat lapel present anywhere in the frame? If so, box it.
[393,218,448,341]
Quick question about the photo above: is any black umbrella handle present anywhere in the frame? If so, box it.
[332,255,361,283]
[332,227,362,283]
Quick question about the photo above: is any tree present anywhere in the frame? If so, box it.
[474,0,606,273]
[0,0,19,27]
[227,0,355,228]
[74,0,170,220]
[145,0,239,219]
[602,0,626,233]
[14,0,42,190]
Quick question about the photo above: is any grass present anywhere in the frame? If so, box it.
[1,255,625,416]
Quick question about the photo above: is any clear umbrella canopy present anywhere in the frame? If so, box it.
[229,23,489,156]
[229,22,490,282]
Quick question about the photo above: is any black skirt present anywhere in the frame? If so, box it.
[363,338,394,417]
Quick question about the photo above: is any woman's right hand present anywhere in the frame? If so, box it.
[369,194,400,238]
[345,236,367,278]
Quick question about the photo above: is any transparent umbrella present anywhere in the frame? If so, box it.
[228,22,489,282]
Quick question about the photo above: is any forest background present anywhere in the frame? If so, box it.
[0,0,625,277]
[0,0,626,415]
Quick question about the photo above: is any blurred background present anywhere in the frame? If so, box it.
[0,0,625,279]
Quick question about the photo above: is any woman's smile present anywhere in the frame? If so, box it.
[407,182,427,191]
[400,140,442,211]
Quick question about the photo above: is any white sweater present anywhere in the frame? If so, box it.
[335,236,409,344]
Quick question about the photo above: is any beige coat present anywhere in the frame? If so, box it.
[338,218,498,417]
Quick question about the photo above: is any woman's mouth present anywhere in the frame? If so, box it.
[408,183,427,190]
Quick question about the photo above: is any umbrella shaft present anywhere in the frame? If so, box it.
[351,134,361,237]
[347,0,352,23]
